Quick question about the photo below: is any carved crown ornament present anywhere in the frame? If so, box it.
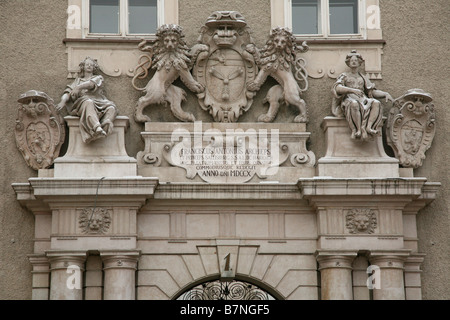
[15,90,65,170]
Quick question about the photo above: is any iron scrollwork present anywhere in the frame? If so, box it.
[177,280,275,300]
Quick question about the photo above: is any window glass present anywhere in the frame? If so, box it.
[128,0,158,34]
[292,0,320,34]
[329,0,358,34]
[90,0,120,34]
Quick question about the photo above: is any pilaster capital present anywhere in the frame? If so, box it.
[369,250,410,269]
[315,250,358,270]
[100,250,141,270]
[46,251,87,271]
[28,254,49,266]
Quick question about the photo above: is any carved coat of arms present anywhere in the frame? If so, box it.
[387,89,436,168]
[15,90,65,170]
[193,11,258,122]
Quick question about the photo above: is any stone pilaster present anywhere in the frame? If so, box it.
[47,251,87,300]
[101,250,140,300]
[85,255,103,300]
[403,254,425,300]
[316,251,357,300]
[28,254,50,300]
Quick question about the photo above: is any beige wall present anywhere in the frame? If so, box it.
[0,0,448,299]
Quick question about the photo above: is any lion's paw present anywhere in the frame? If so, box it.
[294,114,309,123]
[134,112,151,123]
[258,113,275,123]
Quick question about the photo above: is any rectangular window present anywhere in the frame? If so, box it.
[290,0,362,37]
[87,0,159,36]
[329,0,358,34]
[128,0,158,34]
[292,0,321,35]
[89,0,119,34]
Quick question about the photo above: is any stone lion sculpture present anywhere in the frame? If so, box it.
[132,24,205,123]
[246,27,309,123]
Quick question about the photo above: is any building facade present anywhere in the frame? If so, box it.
[1,0,449,300]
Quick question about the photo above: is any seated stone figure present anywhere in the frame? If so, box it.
[57,57,118,143]
[332,50,394,140]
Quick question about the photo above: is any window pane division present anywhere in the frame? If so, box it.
[329,0,358,34]
[128,0,158,34]
[292,0,320,34]
[90,0,119,34]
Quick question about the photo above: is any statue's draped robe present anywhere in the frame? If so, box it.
[332,72,382,138]
[65,75,117,143]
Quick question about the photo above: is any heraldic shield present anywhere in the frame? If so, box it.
[193,11,258,123]
[387,89,436,168]
[15,90,65,170]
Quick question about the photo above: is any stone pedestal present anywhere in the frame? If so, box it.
[101,251,140,300]
[54,116,137,178]
[47,251,86,300]
[317,117,399,178]
[316,251,357,300]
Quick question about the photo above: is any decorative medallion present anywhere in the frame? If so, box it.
[193,11,258,122]
[79,207,111,234]
[387,89,436,168]
[15,90,65,170]
[345,209,377,234]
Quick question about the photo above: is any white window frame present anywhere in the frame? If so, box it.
[286,0,367,39]
[81,0,165,38]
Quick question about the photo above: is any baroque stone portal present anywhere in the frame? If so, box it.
[15,90,65,170]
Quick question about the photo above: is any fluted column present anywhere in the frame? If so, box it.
[316,251,357,300]
[47,251,87,300]
[369,252,408,300]
[101,250,140,300]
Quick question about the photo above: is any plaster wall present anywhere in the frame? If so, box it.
[0,0,448,299]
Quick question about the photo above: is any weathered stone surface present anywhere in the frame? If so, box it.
[387,89,436,168]
[15,90,65,170]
